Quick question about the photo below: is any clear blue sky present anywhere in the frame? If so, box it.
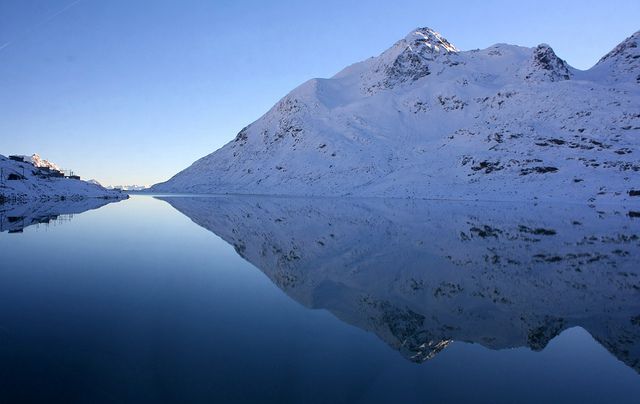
[1,0,638,186]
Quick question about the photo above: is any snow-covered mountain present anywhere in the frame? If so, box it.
[159,196,640,372]
[152,28,640,204]
[18,154,63,173]
[0,154,126,202]
[86,179,103,187]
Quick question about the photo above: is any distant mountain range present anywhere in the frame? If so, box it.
[108,185,147,191]
[152,27,640,205]
[85,180,147,191]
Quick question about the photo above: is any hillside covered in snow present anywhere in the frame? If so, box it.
[152,27,640,204]
[0,154,126,202]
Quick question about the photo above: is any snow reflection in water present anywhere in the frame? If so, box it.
[159,195,640,372]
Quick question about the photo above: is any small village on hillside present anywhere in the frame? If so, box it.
[3,154,81,181]
[0,154,125,203]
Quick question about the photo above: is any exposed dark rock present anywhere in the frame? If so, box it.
[471,160,503,174]
[526,44,572,82]
[518,225,557,236]
[520,166,558,175]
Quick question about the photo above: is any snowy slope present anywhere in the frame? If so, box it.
[0,155,127,202]
[152,28,640,204]
[159,196,640,371]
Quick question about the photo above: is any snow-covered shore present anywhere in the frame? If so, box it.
[0,155,127,203]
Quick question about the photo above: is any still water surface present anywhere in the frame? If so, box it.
[1,195,639,403]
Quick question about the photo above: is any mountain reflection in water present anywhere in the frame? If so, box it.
[0,198,121,233]
[158,196,640,372]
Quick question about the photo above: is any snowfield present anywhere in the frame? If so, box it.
[0,155,127,202]
[152,27,640,205]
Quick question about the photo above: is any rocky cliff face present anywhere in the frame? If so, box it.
[159,196,640,372]
[152,27,640,206]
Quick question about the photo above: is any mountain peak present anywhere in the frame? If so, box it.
[358,27,459,93]
[403,27,458,53]
[525,43,572,82]
[598,30,640,64]
[593,30,640,83]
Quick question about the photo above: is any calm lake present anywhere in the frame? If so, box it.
[1,195,639,403]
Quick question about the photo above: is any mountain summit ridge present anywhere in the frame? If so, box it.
[152,27,640,205]
[403,27,459,53]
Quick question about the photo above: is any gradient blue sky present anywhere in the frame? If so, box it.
[1,0,638,186]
